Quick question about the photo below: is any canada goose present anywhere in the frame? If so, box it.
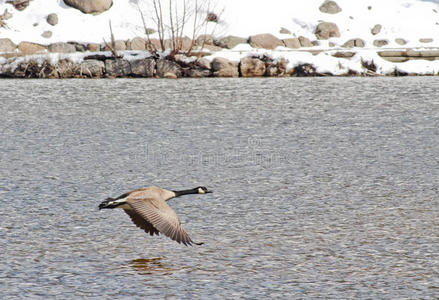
[99,186,212,246]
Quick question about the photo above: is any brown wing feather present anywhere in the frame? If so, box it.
[127,198,199,246]
[124,209,160,236]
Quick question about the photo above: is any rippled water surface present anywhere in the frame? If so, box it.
[1,77,439,299]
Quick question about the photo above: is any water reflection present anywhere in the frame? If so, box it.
[126,257,174,275]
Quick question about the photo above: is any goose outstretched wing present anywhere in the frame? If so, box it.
[126,197,202,246]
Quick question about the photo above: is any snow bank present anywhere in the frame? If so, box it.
[1,0,439,48]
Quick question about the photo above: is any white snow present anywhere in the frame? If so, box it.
[1,0,439,75]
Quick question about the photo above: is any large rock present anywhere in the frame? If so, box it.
[279,27,291,34]
[80,59,105,77]
[87,43,101,52]
[18,42,46,55]
[47,13,58,26]
[240,57,266,77]
[373,39,388,47]
[102,40,126,51]
[265,58,287,77]
[8,0,29,11]
[156,59,182,78]
[282,38,301,48]
[299,36,313,47]
[130,58,155,77]
[395,38,407,45]
[0,38,16,52]
[186,68,211,77]
[48,42,76,53]
[195,58,211,70]
[314,22,340,40]
[371,24,382,35]
[342,38,365,48]
[196,34,214,46]
[105,59,132,77]
[64,0,113,14]
[215,36,247,49]
[41,31,53,39]
[127,37,146,50]
[56,59,81,78]
[319,0,342,14]
[420,38,433,43]
[249,33,283,49]
[211,57,239,77]
[163,37,193,51]
[146,38,162,51]
[68,41,86,52]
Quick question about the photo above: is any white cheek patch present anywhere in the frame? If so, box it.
[113,198,127,204]
[198,188,205,194]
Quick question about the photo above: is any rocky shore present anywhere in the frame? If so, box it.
[1,0,439,78]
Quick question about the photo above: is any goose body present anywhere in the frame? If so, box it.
[99,186,212,246]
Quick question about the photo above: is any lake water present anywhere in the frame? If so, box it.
[1,77,438,299]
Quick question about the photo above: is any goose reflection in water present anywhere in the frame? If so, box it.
[127,257,174,275]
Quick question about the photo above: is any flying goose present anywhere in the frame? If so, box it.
[99,186,212,246]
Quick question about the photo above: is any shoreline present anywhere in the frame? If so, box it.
[1,48,439,79]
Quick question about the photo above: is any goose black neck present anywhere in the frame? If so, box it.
[173,188,198,197]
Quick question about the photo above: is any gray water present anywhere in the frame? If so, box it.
[1,77,438,299]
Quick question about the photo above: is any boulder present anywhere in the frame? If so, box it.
[395,38,407,45]
[105,59,131,77]
[373,39,388,47]
[196,34,214,46]
[102,40,126,51]
[47,13,58,26]
[0,38,16,52]
[279,27,291,34]
[56,59,81,78]
[240,57,266,77]
[18,42,46,55]
[299,36,313,47]
[186,68,211,77]
[419,38,433,43]
[127,37,146,50]
[314,22,340,40]
[249,33,283,49]
[80,59,105,77]
[87,43,101,52]
[215,36,247,49]
[265,58,287,77]
[68,42,86,52]
[206,12,218,23]
[195,57,211,69]
[319,0,342,14]
[282,38,301,48]
[48,42,76,53]
[41,31,52,39]
[371,24,381,35]
[211,57,239,77]
[163,37,193,51]
[130,58,155,77]
[342,38,365,48]
[146,38,162,51]
[63,0,113,14]
[156,59,182,78]
[8,0,29,11]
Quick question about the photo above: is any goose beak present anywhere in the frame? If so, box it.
[98,199,112,210]
[98,202,108,210]
[205,189,213,193]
